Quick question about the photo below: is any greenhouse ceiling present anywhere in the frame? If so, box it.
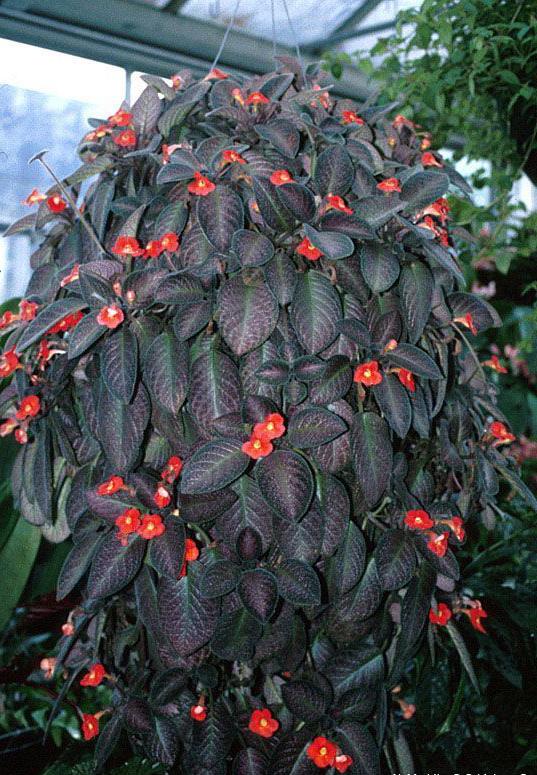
[0,0,405,100]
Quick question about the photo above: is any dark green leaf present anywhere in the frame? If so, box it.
[350,412,392,507]
[181,438,249,494]
[256,450,314,521]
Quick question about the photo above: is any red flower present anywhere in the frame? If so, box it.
[47,194,67,213]
[0,311,18,329]
[190,704,207,721]
[15,428,28,445]
[404,509,434,530]
[242,435,273,460]
[144,239,163,259]
[137,514,165,540]
[222,149,246,166]
[310,84,331,110]
[0,350,20,378]
[429,602,452,626]
[114,130,136,148]
[48,310,83,334]
[97,305,124,329]
[334,754,353,773]
[22,188,47,206]
[482,354,507,374]
[253,413,286,441]
[85,124,111,141]
[325,193,353,214]
[397,699,416,720]
[180,538,200,576]
[111,235,144,257]
[20,299,39,321]
[0,419,18,437]
[489,421,515,445]
[377,177,401,193]
[307,737,338,768]
[270,169,294,186]
[438,227,450,247]
[423,197,450,224]
[115,508,141,535]
[464,602,488,633]
[188,171,216,196]
[231,88,245,105]
[16,395,40,420]
[108,109,133,126]
[80,663,106,687]
[426,530,449,557]
[81,713,99,741]
[395,368,415,392]
[384,338,398,353]
[392,114,416,129]
[248,708,279,738]
[245,91,269,106]
[421,135,432,150]
[454,312,478,336]
[161,455,183,484]
[60,264,80,287]
[97,475,125,496]
[341,110,365,125]
[160,232,180,252]
[442,516,465,541]
[204,67,229,81]
[353,360,383,387]
[296,238,323,261]
[61,622,74,636]
[422,151,443,168]
[153,484,171,509]
[171,74,184,90]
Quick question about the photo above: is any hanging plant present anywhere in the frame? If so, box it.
[1,59,533,774]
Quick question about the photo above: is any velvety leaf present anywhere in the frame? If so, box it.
[87,532,145,598]
[318,211,375,240]
[189,350,241,426]
[336,319,371,347]
[157,273,205,306]
[101,326,138,403]
[67,312,105,359]
[309,355,352,405]
[254,119,300,157]
[336,558,382,621]
[317,472,350,556]
[219,275,278,356]
[375,529,416,590]
[276,183,316,223]
[372,373,412,439]
[399,262,433,343]
[232,748,267,775]
[387,343,442,379]
[360,242,399,292]
[78,267,115,308]
[57,531,103,600]
[279,507,323,563]
[400,170,449,212]
[200,560,240,598]
[181,488,238,525]
[252,176,295,232]
[173,299,212,340]
[223,475,273,552]
[148,516,185,578]
[277,558,321,606]
[267,729,316,775]
[303,224,355,260]
[350,412,392,507]
[282,680,328,721]
[335,721,380,775]
[238,568,278,622]
[355,195,404,230]
[255,359,290,385]
[422,240,465,284]
[256,450,314,521]
[265,252,297,306]
[329,521,366,595]
[413,531,460,580]
[232,230,274,267]
[94,712,123,771]
[446,620,480,691]
[325,646,383,698]
[155,201,189,237]
[287,406,347,448]
[97,381,150,472]
[17,298,87,351]
[291,271,342,354]
[448,291,502,330]
[313,144,354,196]
[211,607,263,661]
[181,438,249,494]
[144,330,188,413]
[197,185,244,252]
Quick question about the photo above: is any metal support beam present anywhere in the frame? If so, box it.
[0,0,374,100]
[309,20,396,50]
[306,0,385,52]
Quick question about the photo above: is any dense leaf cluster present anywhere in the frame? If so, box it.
[1,58,530,773]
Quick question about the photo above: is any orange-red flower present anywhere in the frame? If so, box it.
[0,419,18,437]
[231,88,245,105]
[180,537,200,577]
[454,312,478,336]
[420,135,432,150]
[137,513,165,540]
[16,395,40,420]
[429,602,452,626]
[307,737,338,768]
[392,114,416,129]
[97,305,124,329]
[113,129,136,148]
[204,67,229,81]
[422,151,443,168]
[395,368,415,392]
[310,84,331,109]
[144,239,163,259]
[242,435,273,460]
[108,109,133,126]
[22,188,47,206]
[0,311,18,329]
[353,360,383,387]
[171,73,184,90]
[325,193,353,214]
[489,420,515,445]
[253,413,286,441]
[48,311,83,334]
[40,657,56,679]
[341,110,365,125]
[422,197,450,224]
[80,663,106,687]
[245,91,269,106]
[154,484,171,509]
[60,264,80,287]
[161,455,183,484]
[397,699,416,720]
[115,508,141,535]
[85,124,112,142]
[188,171,216,196]
[482,354,507,374]
[426,530,449,557]
[47,194,67,213]
[81,713,99,741]
[296,238,323,261]
[404,509,434,530]
[437,227,450,247]
[190,704,207,721]
[61,622,75,636]
[334,754,353,773]
[97,475,125,496]
[441,516,465,541]
[463,601,488,633]
[248,708,279,738]
[160,232,180,252]
[111,235,144,257]
[0,350,20,378]
[270,169,294,186]
[222,149,246,166]
[15,428,28,444]
[377,177,401,193]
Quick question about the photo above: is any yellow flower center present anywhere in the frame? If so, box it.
[125,517,131,525]
[147,522,155,531]
[307,242,314,250]
[199,180,206,187]
[253,440,262,449]
[260,718,268,727]
[320,747,327,756]
[266,422,274,431]
[87,721,94,730]
[364,369,371,378]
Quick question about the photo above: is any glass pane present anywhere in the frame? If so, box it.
[0,39,126,301]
